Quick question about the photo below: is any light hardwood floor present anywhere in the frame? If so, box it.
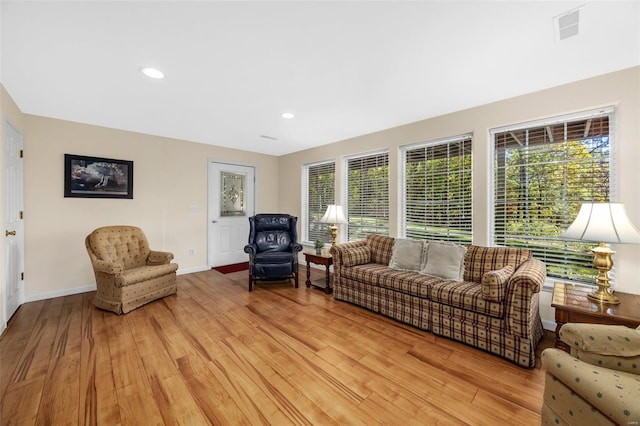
[0,267,553,425]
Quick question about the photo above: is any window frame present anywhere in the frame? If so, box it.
[489,106,616,286]
[301,159,336,245]
[344,149,390,241]
[400,134,473,244]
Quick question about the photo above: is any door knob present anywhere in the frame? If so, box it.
[5,230,16,236]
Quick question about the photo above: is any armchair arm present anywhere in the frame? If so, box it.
[92,259,124,275]
[541,348,639,426]
[244,244,257,258]
[290,242,303,253]
[559,323,640,374]
[147,250,174,265]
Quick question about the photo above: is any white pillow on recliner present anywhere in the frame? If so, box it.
[420,241,466,281]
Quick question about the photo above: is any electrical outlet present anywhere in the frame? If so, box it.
[189,248,195,256]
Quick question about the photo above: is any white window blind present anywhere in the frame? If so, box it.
[346,152,389,241]
[402,135,472,243]
[492,108,614,284]
[303,161,335,244]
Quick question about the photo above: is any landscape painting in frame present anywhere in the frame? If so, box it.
[64,154,134,199]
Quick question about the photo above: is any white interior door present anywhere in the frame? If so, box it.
[208,162,255,267]
[3,120,24,324]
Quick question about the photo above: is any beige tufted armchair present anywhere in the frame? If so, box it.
[85,225,178,314]
[541,323,640,425]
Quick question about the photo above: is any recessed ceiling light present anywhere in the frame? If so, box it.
[139,67,165,79]
[281,112,295,119]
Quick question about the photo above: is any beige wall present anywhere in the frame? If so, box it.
[20,115,279,299]
[279,66,640,328]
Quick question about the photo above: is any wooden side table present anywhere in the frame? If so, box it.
[551,282,640,351]
[303,250,333,294]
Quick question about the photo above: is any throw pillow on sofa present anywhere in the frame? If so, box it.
[420,241,466,281]
[389,238,425,271]
[342,245,371,266]
[481,265,515,302]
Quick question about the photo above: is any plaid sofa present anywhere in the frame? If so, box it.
[330,235,546,368]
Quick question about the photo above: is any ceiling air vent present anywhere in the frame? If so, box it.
[554,6,582,41]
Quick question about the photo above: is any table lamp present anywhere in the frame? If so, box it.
[561,202,640,304]
[319,204,347,246]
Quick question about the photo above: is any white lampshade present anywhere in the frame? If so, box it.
[319,204,347,224]
[561,202,640,244]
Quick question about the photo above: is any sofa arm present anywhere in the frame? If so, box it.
[541,348,640,425]
[504,258,545,338]
[509,258,546,294]
[147,250,174,265]
[559,323,640,374]
[330,240,368,268]
[92,259,124,275]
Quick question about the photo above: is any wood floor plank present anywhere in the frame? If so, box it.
[0,300,45,397]
[0,266,553,425]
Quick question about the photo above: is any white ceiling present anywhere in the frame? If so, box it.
[1,1,639,156]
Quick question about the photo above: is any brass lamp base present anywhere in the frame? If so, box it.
[330,225,338,246]
[587,242,620,305]
[587,288,620,304]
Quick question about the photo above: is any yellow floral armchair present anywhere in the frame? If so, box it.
[541,323,640,425]
[85,225,178,314]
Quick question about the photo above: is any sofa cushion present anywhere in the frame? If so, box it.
[341,264,436,298]
[366,234,395,265]
[463,245,531,283]
[430,280,505,318]
[342,245,371,266]
[389,238,424,271]
[340,263,394,288]
[421,241,466,281]
[481,265,515,302]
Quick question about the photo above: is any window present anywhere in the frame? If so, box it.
[302,161,335,244]
[492,108,614,284]
[401,135,472,243]
[346,151,389,241]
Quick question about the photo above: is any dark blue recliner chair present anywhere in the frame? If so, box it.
[244,214,303,291]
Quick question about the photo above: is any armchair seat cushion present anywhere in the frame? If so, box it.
[252,263,293,278]
[120,263,179,287]
[254,251,296,264]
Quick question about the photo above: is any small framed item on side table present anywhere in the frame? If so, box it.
[303,250,333,294]
[551,282,640,351]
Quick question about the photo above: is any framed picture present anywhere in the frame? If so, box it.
[64,154,134,199]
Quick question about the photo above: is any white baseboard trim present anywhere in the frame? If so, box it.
[0,322,6,336]
[25,284,97,303]
[177,266,211,275]
[542,319,556,332]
